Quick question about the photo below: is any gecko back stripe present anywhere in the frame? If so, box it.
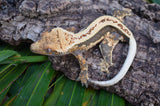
[74,16,132,45]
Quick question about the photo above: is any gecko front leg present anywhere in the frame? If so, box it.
[72,51,88,87]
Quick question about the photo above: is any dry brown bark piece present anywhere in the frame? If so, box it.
[0,0,160,105]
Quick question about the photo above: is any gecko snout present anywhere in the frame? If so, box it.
[30,43,37,53]
[30,42,41,54]
[30,42,52,55]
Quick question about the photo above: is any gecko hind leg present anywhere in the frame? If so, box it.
[99,32,122,73]
[72,51,88,87]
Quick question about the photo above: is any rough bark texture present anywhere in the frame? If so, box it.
[0,0,160,105]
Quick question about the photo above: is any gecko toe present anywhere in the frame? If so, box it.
[76,72,89,88]
[81,82,88,88]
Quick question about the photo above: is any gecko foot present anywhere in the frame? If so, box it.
[76,70,88,87]
[100,59,110,73]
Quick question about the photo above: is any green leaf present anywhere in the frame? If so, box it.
[44,75,66,106]
[0,64,27,93]
[0,87,10,104]
[152,0,160,4]
[12,62,54,106]
[3,95,17,106]
[0,56,48,64]
[0,50,19,62]
[2,65,38,105]
[0,63,16,76]
[112,94,125,106]
[98,91,125,106]
[0,64,13,79]
[48,74,64,90]
[82,88,97,106]
[26,63,55,106]
[55,79,76,106]
[45,77,81,106]
[98,90,112,106]
[68,82,85,106]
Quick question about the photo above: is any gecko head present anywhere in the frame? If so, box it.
[30,28,69,56]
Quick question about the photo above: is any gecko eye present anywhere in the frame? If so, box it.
[46,48,52,53]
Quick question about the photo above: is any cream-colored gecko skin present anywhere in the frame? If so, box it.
[30,15,137,87]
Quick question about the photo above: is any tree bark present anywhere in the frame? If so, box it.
[0,0,160,105]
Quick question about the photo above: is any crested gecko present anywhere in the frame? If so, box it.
[30,15,137,87]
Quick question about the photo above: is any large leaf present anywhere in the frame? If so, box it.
[56,78,77,106]
[0,56,48,64]
[26,63,54,106]
[98,90,113,106]
[0,64,28,93]
[0,87,10,104]
[0,50,19,62]
[45,77,126,106]
[12,62,54,106]
[44,76,67,106]
[82,87,98,106]
[98,90,124,106]
[0,63,15,79]
[45,77,86,106]
[68,82,85,106]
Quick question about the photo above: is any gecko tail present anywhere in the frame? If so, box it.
[88,36,137,86]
